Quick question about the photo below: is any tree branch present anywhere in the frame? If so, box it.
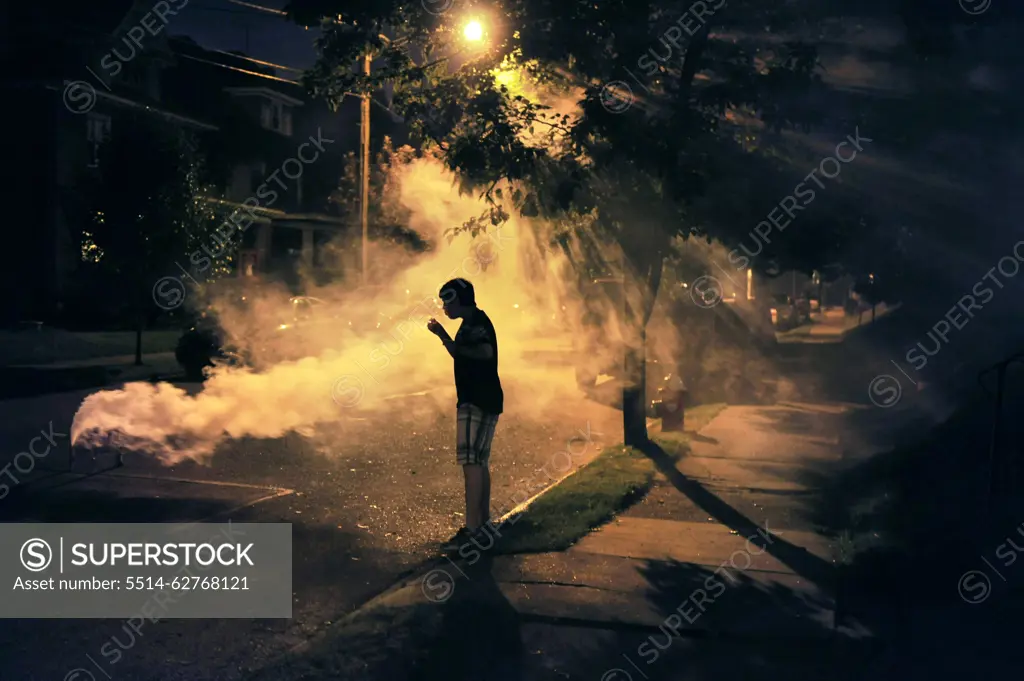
[678,24,712,103]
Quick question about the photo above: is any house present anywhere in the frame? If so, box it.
[161,37,355,292]
[1,1,403,324]
[162,36,413,293]
[2,0,217,324]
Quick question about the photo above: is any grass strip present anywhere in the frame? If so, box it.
[496,402,728,554]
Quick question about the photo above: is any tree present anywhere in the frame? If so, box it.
[329,135,430,268]
[85,113,225,364]
[287,0,843,444]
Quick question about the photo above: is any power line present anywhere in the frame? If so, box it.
[190,3,283,18]
[175,51,393,111]
[224,0,288,16]
[176,52,300,84]
[223,0,346,27]
[205,47,304,73]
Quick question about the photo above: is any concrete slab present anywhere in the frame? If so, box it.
[492,551,657,593]
[572,518,836,568]
[686,404,844,464]
[500,580,835,638]
[673,457,814,492]
[484,549,837,638]
[492,551,827,600]
[0,471,292,523]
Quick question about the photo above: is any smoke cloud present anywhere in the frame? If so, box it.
[71,148,611,464]
[70,73,798,465]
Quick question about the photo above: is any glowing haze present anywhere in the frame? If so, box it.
[69,75,790,466]
[70,149,605,464]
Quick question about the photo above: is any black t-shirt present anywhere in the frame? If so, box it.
[453,308,503,414]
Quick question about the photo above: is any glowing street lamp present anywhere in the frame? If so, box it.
[463,19,484,42]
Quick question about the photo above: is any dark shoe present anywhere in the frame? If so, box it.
[441,527,470,552]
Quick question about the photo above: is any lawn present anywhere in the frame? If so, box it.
[810,392,1024,609]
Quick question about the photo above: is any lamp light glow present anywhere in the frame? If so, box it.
[464,20,484,42]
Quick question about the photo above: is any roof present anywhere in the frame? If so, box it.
[164,36,309,114]
[201,197,283,219]
[224,87,305,107]
[169,37,281,78]
[45,83,219,131]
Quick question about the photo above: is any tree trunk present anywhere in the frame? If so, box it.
[621,252,664,448]
[621,26,705,447]
[623,332,647,447]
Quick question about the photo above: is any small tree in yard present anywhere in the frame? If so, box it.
[287,0,852,445]
[85,113,224,365]
[329,135,429,279]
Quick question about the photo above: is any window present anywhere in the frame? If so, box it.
[239,250,258,277]
[259,99,292,135]
[261,101,282,131]
[86,113,111,167]
[86,113,111,143]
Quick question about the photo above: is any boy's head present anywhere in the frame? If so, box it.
[439,278,475,319]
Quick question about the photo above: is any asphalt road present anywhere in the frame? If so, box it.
[0,376,622,681]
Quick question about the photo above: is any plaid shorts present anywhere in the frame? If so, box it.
[456,403,499,466]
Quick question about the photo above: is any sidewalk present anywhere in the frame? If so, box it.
[776,304,900,344]
[0,328,180,365]
[7,350,177,370]
[0,352,183,400]
[9,350,178,372]
[244,402,1022,680]
[245,404,883,681]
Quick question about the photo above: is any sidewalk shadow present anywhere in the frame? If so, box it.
[796,388,1024,621]
[514,558,872,681]
[412,554,524,681]
[638,440,836,590]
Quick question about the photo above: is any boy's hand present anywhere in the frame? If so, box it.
[426,318,446,337]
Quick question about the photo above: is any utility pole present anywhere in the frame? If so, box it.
[360,52,371,285]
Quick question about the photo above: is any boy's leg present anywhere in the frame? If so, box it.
[481,466,491,525]
[463,464,485,530]
[478,414,496,527]
[459,407,498,533]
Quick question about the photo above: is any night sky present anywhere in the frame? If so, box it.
[174,0,320,71]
